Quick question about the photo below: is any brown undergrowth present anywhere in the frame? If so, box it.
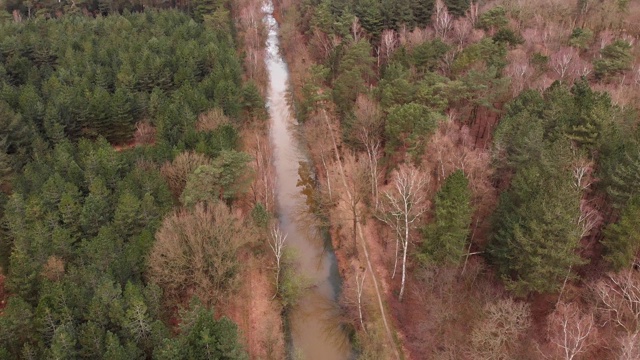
[219,251,285,360]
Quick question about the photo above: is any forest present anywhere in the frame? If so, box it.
[0,0,286,358]
[272,0,640,358]
[3,0,640,359]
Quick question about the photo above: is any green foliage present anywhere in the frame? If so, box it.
[379,61,415,108]
[380,0,415,30]
[478,6,508,32]
[492,28,524,47]
[384,102,440,157]
[277,248,309,311]
[421,170,473,265]
[0,139,182,357]
[181,150,253,206]
[602,142,640,209]
[488,82,614,294]
[569,27,593,49]
[411,39,450,74]
[594,40,633,79]
[603,196,640,270]
[250,203,270,229]
[155,298,247,360]
[488,156,584,295]
[494,80,615,169]
[332,40,376,114]
[353,0,384,38]
[0,10,242,149]
[0,6,250,360]
[451,38,508,74]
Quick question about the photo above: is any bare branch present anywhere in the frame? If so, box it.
[548,302,596,360]
[377,165,428,301]
[270,224,288,298]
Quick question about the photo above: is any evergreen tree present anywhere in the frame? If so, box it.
[110,88,135,143]
[594,39,633,79]
[488,158,584,295]
[80,178,112,236]
[181,150,253,206]
[385,102,440,156]
[422,170,473,265]
[603,196,640,270]
[353,0,384,39]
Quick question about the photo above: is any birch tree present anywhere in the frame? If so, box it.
[356,271,366,332]
[551,47,578,79]
[433,0,453,40]
[378,166,428,302]
[594,269,640,333]
[269,225,287,298]
[547,302,596,360]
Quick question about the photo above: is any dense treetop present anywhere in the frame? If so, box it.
[0,6,257,359]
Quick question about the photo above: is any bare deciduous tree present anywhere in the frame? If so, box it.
[247,126,275,212]
[310,28,341,63]
[134,121,156,145]
[351,16,364,43]
[466,1,479,27]
[269,225,287,298]
[573,58,593,77]
[452,17,473,48]
[618,332,640,360]
[148,203,254,305]
[341,153,370,249]
[378,29,398,68]
[572,159,593,191]
[434,0,453,40]
[353,95,383,208]
[578,200,600,239]
[471,298,531,360]
[551,47,578,79]
[634,64,640,86]
[304,112,336,199]
[505,53,532,96]
[377,165,428,302]
[160,151,212,199]
[547,302,596,360]
[356,270,367,333]
[196,107,230,132]
[125,301,152,341]
[41,255,65,282]
[236,0,266,85]
[595,269,640,334]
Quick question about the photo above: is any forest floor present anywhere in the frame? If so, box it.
[316,117,405,358]
[220,251,285,360]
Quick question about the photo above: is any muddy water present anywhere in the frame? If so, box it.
[263,3,351,360]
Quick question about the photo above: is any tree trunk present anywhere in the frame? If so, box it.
[400,208,409,302]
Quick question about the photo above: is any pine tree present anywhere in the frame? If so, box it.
[385,102,440,156]
[603,197,640,270]
[606,149,640,209]
[594,39,633,79]
[353,0,384,39]
[110,88,135,143]
[488,160,584,295]
[80,178,112,237]
[422,170,473,265]
[412,0,434,27]
[112,191,142,239]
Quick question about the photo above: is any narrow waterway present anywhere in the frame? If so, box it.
[263,2,351,359]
